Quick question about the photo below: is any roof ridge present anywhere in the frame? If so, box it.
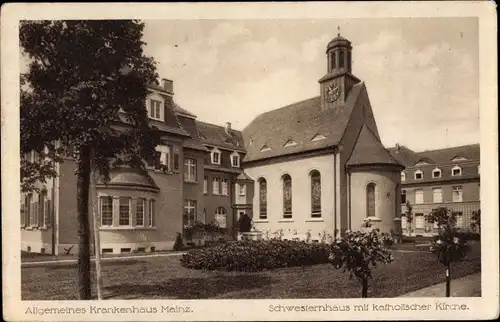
[415,143,480,154]
[196,120,243,134]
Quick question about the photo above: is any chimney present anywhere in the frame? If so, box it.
[395,143,400,153]
[225,122,232,134]
[161,78,174,94]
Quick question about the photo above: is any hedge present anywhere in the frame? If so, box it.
[180,240,331,272]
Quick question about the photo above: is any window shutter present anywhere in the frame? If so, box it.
[21,204,25,226]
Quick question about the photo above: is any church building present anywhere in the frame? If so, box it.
[240,34,404,240]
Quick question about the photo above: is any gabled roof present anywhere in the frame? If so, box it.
[346,125,402,168]
[196,121,245,152]
[236,172,254,182]
[242,82,365,162]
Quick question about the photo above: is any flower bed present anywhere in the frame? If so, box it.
[180,240,331,272]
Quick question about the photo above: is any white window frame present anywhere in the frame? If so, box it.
[432,187,443,204]
[230,151,240,167]
[284,140,297,147]
[414,189,424,204]
[148,199,155,227]
[451,165,462,177]
[311,134,326,141]
[155,145,171,170]
[203,176,208,194]
[401,172,406,182]
[184,158,197,182]
[118,197,131,226]
[238,183,246,196]
[415,214,425,229]
[212,177,221,195]
[221,178,229,196]
[432,168,442,178]
[146,93,165,122]
[455,212,464,228]
[414,170,423,180]
[211,148,221,165]
[100,196,113,227]
[452,186,463,202]
[214,207,227,228]
[136,198,145,227]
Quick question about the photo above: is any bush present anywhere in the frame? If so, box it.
[173,233,184,251]
[180,240,331,272]
[455,231,480,241]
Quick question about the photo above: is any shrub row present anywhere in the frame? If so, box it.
[180,240,331,272]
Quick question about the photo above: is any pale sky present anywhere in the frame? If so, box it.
[142,18,479,152]
[20,17,479,152]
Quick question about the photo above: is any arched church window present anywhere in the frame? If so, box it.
[331,52,336,70]
[339,51,345,68]
[347,51,352,71]
[282,174,292,218]
[258,178,267,219]
[310,170,321,217]
[366,183,376,218]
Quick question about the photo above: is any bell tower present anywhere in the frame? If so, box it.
[319,29,361,109]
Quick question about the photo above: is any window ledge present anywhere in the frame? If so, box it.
[254,220,269,223]
[305,218,324,222]
[99,226,157,231]
[184,180,198,184]
[25,226,34,231]
[364,216,382,222]
[393,218,402,221]
[278,219,294,223]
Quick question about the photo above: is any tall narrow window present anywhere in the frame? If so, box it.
[136,198,145,226]
[415,189,424,204]
[221,178,229,196]
[39,190,47,227]
[214,207,227,228]
[310,170,321,217]
[259,178,267,219]
[148,199,155,226]
[212,177,220,195]
[432,187,443,203]
[100,196,113,226]
[366,183,376,217]
[173,146,180,171]
[119,197,131,226]
[452,186,463,202]
[282,174,292,218]
[184,158,197,182]
[339,51,345,68]
[183,200,197,228]
[331,52,336,70]
[203,176,208,194]
[347,51,352,71]
[26,194,32,227]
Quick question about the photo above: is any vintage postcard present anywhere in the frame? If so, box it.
[1,1,498,321]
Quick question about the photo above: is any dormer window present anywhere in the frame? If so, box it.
[211,148,221,165]
[451,165,462,176]
[146,93,165,122]
[284,140,297,147]
[231,151,240,168]
[414,170,423,180]
[260,145,271,152]
[401,172,406,182]
[432,168,442,178]
[452,156,468,162]
[312,134,326,141]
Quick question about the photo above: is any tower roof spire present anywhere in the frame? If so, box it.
[337,26,340,37]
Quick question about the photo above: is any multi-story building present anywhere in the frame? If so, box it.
[389,144,480,236]
[20,79,246,255]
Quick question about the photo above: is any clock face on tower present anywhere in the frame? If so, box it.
[325,83,340,103]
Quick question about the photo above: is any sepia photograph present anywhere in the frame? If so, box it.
[2,2,498,321]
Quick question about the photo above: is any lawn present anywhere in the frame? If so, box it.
[21,244,481,300]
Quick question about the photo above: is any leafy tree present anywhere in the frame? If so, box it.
[20,20,159,299]
[425,207,470,297]
[470,209,481,233]
[328,229,394,298]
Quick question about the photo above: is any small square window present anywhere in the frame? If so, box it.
[414,171,423,180]
[432,170,441,178]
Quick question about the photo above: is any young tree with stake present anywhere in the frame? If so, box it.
[425,207,470,297]
[20,20,160,299]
